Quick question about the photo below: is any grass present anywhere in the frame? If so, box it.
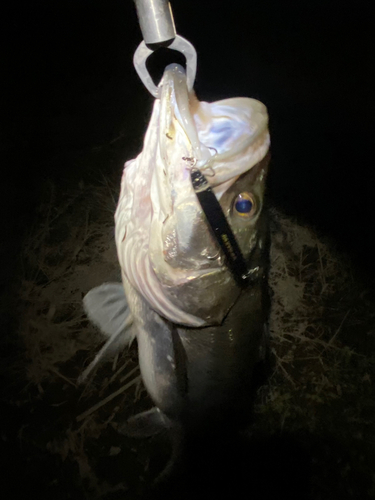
[2,176,375,499]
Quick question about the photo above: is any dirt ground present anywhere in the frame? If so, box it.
[1,141,375,499]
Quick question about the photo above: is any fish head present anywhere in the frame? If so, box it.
[115,64,270,327]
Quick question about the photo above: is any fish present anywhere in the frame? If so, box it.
[81,63,271,477]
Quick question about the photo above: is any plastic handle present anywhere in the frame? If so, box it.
[133,35,197,97]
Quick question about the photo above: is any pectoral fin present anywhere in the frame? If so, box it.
[83,282,133,339]
[79,283,134,383]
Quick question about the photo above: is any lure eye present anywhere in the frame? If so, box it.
[233,192,256,217]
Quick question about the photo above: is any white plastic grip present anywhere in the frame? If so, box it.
[133,35,197,98]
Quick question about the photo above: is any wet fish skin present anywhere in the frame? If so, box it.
[120,177,270,436]
[82,159,270,436]
[114,64,270,329]
[115,204,270,487]
[81,64,271,480]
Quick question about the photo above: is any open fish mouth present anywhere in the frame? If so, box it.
[115,64,270,327]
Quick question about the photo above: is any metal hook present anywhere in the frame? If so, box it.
[183,152,216,177]
[196,146,217,177]
[200,165,215,177]
[182,156,197,168]
[207,146,218,155]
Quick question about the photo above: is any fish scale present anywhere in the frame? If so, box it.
[82,63,271,481]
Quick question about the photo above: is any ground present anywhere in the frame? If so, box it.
[1,146,375,499]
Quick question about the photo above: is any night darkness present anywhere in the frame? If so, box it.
[1,0,374,289]
[1,0,375,290]
[1,0,375,498]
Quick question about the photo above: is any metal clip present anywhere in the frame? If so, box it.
[133,36,197,98]
[133,0,197,97]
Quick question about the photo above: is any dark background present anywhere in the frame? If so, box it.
[1,0,374,289]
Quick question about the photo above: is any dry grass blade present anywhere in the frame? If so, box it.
[76,375,141,422]
[10,184,375,499]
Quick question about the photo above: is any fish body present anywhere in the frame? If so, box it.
[83,63,270,445]
[122,212,270,435]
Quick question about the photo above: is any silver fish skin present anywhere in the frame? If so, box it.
[121,195,270,436]
[82,63,270,442]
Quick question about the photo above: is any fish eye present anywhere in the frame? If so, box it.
[233,192,256,217]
